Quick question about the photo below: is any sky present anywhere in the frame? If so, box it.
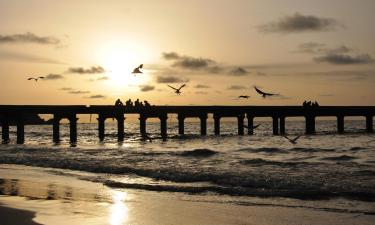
[0,0,374,106]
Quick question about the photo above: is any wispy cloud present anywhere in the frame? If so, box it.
[68,90,90,94]
[314,54,373,65]
[259,13,341,33]
[194,84,210,89]
[195,91,208,95]
[156,75,188,83]
[227,85,247,90]
[229,67,250,76]
[162,52,221,72]
[67,66,105,74]
[44,74,64,80]
[140,85,155,92]
[59,87,73,91]
[0,32,62,46]
[88,94,106,99]
[0,50,65,64]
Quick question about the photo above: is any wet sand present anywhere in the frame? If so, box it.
[1,164,374,225]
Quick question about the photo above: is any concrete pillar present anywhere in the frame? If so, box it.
[213,114,221,135]
[200,114,207,136]
[237,114,245,135]
[53,115,60,143]
[160,114,168,140]
[16,117,25,144]
[1,117,10,143]
[69,116,78,143]
[177,114,185,135]
[279,116,286,135]
[117,114,125,142]
[139,116,147,137]
[272,116,279,135]
[366,115,373,133]
[247,115,254,135]
[305,116,316,134]
[97,115,105,141]
[337,115,344,134]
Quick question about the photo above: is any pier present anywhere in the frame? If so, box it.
[0,105,374,143]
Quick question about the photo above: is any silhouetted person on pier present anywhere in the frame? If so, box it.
[303,101,307,107]
[125,99,133,107]
[115,99,123,106]
[144,100,151,107]
[134,99,140,107]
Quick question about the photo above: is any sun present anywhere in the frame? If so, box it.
[97,42,151,90]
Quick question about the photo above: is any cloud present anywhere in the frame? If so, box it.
[0,32,61,46]
[96,76,109,80]
[162,52,180,60]
[227,85,247,90]
[295,42,352,55]
[59,87,73,91]
[140,85,155,92]
[43,74,64,80]
[256,71,267,76]
[156,75,188,83]
[68,90,90,94]
[194,84,210,89]
[259,13,341,33]
[67,66,105,74]
[314,54,373,65]
[88,94,106,99]
[229,67,250,76]
[195,91,208,95]
[0,50,65,64]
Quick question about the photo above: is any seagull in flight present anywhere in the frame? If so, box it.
[282,135,302,144]
[168,84,186,95]
[132,64,143,75]
[27,76,44,82]
[254,86,278,98]
[238,95,250,99]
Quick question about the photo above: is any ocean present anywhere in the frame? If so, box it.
[1,119,375,215]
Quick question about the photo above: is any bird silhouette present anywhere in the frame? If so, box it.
[27,76,44,82]
[282,135,302,144]
[132,64,143,75]
[254,86,278,98]
[168,84,186,95]
[238,95,250,99]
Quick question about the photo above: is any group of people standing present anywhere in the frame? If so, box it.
[115,98,151,107]
[302,100,319,108]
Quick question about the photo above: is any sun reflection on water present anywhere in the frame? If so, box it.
[109,190,129,225]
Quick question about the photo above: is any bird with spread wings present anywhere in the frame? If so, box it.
[282,135,302,144]
[254,86,279,98]
[238,95,250,99]
[132,64,143,75]
[167,84,186,95]
[27,76,44,82]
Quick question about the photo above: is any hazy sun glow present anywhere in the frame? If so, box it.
[97,42,152,90]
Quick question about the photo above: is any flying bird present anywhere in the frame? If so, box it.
[238,95,250,99]
[168,84,186,95]
[254,86,278,98]
[27,76,44,82]
[132,64,143,75]
[282,135,302,144]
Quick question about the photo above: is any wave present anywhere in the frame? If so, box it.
[180,149,218,157]
[321,155,357,161]
[240,158,312,167]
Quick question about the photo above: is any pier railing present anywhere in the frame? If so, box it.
[0,105,374,143]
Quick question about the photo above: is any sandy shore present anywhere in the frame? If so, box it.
[0,205,42,225]
[1,164,374,225]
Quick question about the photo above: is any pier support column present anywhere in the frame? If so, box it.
[1,117,10,143]
[246,115,254,135]
[237,114,245,135]
[53,115,60,143]
[16,116,25,144]
[213,114,221,135]
[305,116,316,135]
[337,115,344,134]
[200,114,208,136]
[177,114,185,135]
[279,116,286,135]
[139,116,147,137]
[272,116,279,135]
[97,115,105,141]
[366,115,373,133]
[69,116,78,143]
[117,114,125,142]
[159,114,168,140]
